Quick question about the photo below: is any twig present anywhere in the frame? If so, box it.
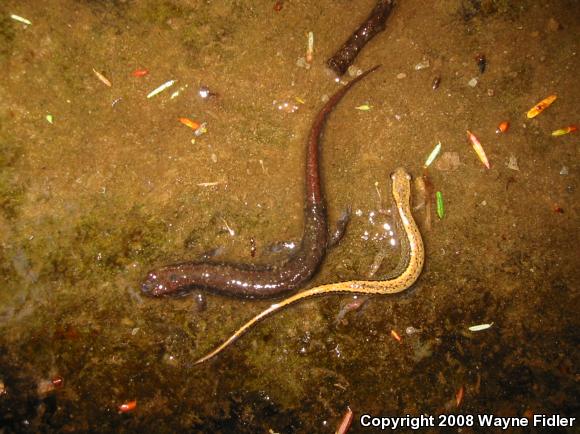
[327,0,395,76]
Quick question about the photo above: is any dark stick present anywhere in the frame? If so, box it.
[327,0,395,76]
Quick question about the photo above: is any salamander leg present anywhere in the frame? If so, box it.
[198,246,225,260]
[328,206,351,248]
[267,241,299,254]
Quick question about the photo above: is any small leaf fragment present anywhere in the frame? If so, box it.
[436,191,444,219]
[424,142,442,168]
[468,322,494,332]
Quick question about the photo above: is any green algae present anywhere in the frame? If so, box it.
[25,204,167,286]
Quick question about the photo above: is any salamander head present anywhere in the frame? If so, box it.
[390,167,412,205]
[141,269,190,297]
[141,271,170,297]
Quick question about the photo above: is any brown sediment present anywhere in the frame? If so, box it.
[327,0,395,76]
[141,66,380,299]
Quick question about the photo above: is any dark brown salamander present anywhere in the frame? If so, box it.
[141,65,380,298]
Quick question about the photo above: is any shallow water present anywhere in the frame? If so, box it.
[0,0,578,433]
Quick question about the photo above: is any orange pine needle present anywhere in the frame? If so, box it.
[390,329,402,342]
[467,130,490,169]
[335,407,354,434]
[178,117,201,130]
[51,376,64,388]
[496,121,509,134]
[456,385,464,407]
[118,400,137,414]
[132,69,149,77]
[526,95,557,118]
